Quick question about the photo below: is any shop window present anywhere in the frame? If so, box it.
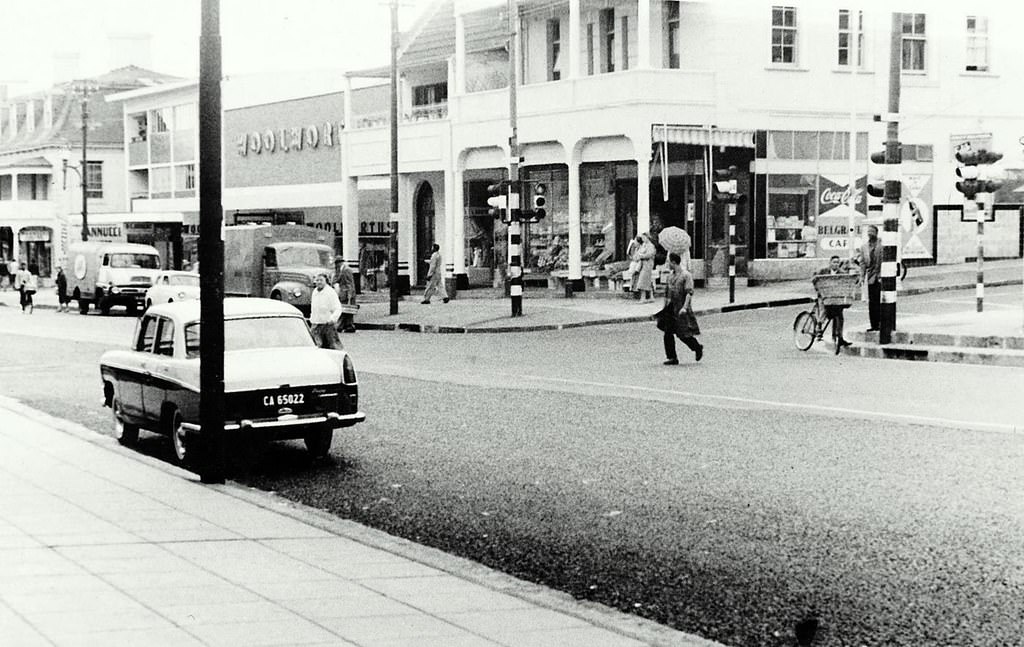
[837,9,863,68]
[520,166,568,275]
[766,174,816,259]
[771,6,798,65]
[85,161,103,199]
[770,130,868,161]
[900,12,926,72]
[966,16,989,72]
[666,2,680,69]
[547,18,562,81]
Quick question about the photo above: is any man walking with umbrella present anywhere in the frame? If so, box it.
[658,252,703,365]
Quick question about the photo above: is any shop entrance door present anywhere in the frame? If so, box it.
[414,182,435,286]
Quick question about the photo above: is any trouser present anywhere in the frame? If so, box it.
[423,275,447,301]
[339,313,355,331]
[867,281,881,329]
[664,329,701,361]
[310,323,340,349]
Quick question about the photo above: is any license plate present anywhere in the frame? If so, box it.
[263,392,306,407]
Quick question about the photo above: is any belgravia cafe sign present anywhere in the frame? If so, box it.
[236,121,343,156]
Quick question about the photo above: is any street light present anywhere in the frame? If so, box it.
[63,81,97,241]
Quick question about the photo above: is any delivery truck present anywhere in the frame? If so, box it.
[224,224,335,316]
[67,241,162,315]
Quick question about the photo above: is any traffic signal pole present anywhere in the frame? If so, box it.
[728,203,736,303]
[506,0,523,317]
[879,13,903,345]
[389,0,400,316]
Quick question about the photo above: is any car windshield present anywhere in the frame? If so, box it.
[184,316,315,358]
[276,245,332,268]
[168,275,200,287]
[108,253,160,269]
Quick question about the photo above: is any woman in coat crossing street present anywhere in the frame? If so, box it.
[660,252,703,365]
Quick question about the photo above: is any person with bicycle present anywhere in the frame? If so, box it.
[815,255,852,349]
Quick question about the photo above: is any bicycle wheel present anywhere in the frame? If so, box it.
[793,311,817,351]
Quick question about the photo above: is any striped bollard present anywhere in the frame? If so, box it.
[509,219,523,317]
[976,196,986,312]
[728,203,736,303]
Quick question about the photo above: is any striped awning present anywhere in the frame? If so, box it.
[652,125,755,148]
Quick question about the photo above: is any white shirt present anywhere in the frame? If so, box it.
[309,284,342,324]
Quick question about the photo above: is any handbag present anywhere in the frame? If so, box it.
[654,306,669,332]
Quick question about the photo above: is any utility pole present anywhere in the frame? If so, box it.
[65,81,97,241]
[197,0,226,484]
[507,0,523,317]
[879,13,903,345]
[388,0,400,315]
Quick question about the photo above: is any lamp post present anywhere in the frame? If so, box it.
[64,81,97,241]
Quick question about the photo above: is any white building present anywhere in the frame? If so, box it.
[115,0,1024,290]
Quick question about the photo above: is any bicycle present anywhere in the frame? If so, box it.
[793,273,860,355]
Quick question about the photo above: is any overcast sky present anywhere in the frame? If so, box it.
[0,0,434,94]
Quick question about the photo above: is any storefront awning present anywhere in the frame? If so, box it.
[652,126,755,149]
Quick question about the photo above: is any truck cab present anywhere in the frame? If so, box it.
[68,242,162,315]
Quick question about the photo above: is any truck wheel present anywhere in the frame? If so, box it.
[270,291,283,301]
[304,426,333,459]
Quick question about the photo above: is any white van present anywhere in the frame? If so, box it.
[67,242,161,315]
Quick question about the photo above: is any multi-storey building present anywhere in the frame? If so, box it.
[116,0,1024,291]
[0,66,181,279]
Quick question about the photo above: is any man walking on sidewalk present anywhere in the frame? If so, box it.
[858,225,881,332]
[659,252,703,365]
[421,243,449,305]
[309,273,342,349]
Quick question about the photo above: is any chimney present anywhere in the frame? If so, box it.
[7,103,17,140]
[53,52,81,85]
[25,99,35,133]
[43,95,54,130]
[108,33,153,70]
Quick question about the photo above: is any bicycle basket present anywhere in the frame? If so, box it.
[812,274,860,306]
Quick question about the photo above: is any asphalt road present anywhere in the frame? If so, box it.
[1,288,1022,647]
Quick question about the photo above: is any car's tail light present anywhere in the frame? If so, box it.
[342,354,357,385]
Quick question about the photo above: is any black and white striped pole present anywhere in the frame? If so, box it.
[728,201,736,303]
[505,0,523,317]
[712,166,742,304]
[954,144,1004,313]
[878,13,903,345]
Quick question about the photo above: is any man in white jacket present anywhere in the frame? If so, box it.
[309,273,342,349]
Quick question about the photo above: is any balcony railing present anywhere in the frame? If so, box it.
[352,102,449,130]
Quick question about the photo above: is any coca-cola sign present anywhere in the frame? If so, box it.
[819,175,866,207]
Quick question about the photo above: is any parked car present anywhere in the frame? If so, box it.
[145,271,201,310]
[99,298,365,464]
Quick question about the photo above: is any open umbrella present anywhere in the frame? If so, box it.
[657,226,691,255]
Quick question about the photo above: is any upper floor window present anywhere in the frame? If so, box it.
[151,107,170,134]
[837,9,863,68]
[900,13,926,71]
[666,1,680,69]
[620,15,630,71]
[771,6,797,64]
[965,16,989,72]
[547,18,562,81]
[412,83,447,107]
[85,161,103,199]
[600,9,615,73]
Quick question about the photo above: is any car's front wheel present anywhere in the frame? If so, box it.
[112,399,139,446]
[304,426,333,459]
[167,408,188,464]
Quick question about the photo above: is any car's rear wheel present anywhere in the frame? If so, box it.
[304,426,333,459]
[112,399,139,447]
[168,408,188,464]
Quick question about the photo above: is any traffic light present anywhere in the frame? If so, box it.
[711,166,744,203]
[865,150,903,198]
[955,145,1003,200]
[529,183,546,221]
[487,180,509,220]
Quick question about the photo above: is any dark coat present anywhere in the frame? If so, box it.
[56,271,68,298]
[659,267,700,337]
[334,265,356,304]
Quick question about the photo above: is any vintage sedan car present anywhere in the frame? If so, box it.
[145,271,200,310]
[99,298,365,464]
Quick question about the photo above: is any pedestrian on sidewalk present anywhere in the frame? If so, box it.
[6,258,17,290]
[421,243,449,304]
[815,255,851,348]
[632,233,656,302]
[334,259,357,333]
[0,258,8,291]
[21,264,38,314]
[857,225,881,332]
[309,273,342,349]
[626,235,643,292]
[13,262,29,312]
[55,266,70,313]
[657,251,703,365]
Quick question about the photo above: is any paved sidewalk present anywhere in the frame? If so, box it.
[0,398,718,647]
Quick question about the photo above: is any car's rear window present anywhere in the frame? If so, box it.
[169,275,199,287]
[184,315,314,358]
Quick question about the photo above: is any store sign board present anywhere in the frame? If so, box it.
[18,229,51,242]
[236,122,341,157]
